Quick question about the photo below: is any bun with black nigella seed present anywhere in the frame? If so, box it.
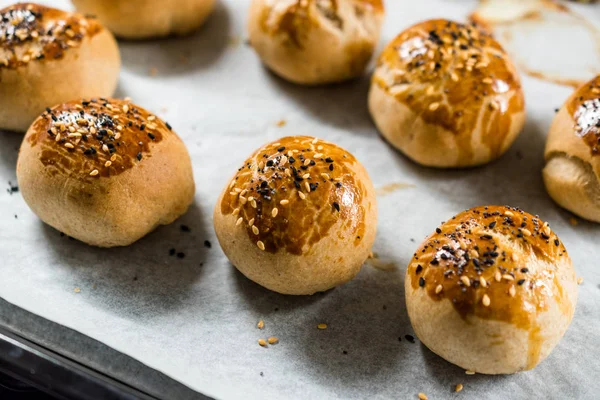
[214,136,377,295]
[16,98,195,247]
[247,0,385,85]
[405,206,578,374]
[0,3,120,132]
[543,75,600,223]
[71,0,216,39]
[369,19,526,168]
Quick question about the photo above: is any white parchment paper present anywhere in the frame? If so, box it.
[1,1,599,399]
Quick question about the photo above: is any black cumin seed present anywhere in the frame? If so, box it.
[176,252,185,259]
[137,152,142,161]
[419,277,425,287]
[204,240,212,248]
[166,122,172,130]
[180,225,190,232]
[332,202,340,212]
[489,221,496,228]
[277,146,285,152]
[521,268,528,273]
[554,239,560,246]
[329,164,334,171]
[148,133,155,140]
[436,228,442,234]
[169,248,176,256]
[517,279,525,285]
[415,265,423,274]
[405,335,415,343]
[325,157,333,163]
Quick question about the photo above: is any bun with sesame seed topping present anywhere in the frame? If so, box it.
[71,0,216,40]
[405,206,578,374]
[247,0,384,85]
[0,3,120,132]
[16,98,195,247]
[369,19,525,168]
[543,75,600,223]
[214,136,377,295]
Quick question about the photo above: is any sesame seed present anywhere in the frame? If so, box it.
[489,101,499,110]
[504,211,514,216]
[251,200,257,208]
[480,277,487,287]
[317,323,327,330]
[267,337,279,344]
[511,253,518,261]
[258,339,267,347]
[502,274,515,281]
[89,169,99,176]
[304,159,311,166]
[102,144,109,152]
[64,143,74,149]
[257,320,264,329]
[302,173,310,179]
[248,218,255,226]
[321,173,330,180]
[239,196,248,204]
[305,181,311,192]
[429,102,440,111]
[280,199,289,205]
[232,208,240,216]
[272,208,279,217]
[236,217,243,226]
[257,241,265,250]
[298,192,306,200]
[314,153,323,158]
[105,161,112,167]
[435,284,443,294]
[495,271,502,282]
[521,228,532,236]
[252,225,259,235]
[460,276,470,286]
[147,115,156,121]
[455,384,463,393]
[509,285,516,297]
[482,294,491,307]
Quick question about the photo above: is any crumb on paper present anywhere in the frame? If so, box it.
[455,383,464,392]
[276,119,287,127]
[179,54,189,64]
[569,217,578,226]
[375,182,416,197]
[74,287,81,293]
[465,370,476,375]
[258,339,267,347]
[366,252,398,272]
[149,67,158,76]
[267,337,279,344]
[257,320,265,329]
[317,323,327,330]
[578,277,584,285]
[418,393,428,400]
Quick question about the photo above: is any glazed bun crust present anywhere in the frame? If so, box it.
[405,206,577,374]
[17,98,195,247]
[543,76,600,222]
[369,19,525,168]
[214,136,377,295]
[0,3,120,132]
[71,0,216,39]
[248,0,384,85]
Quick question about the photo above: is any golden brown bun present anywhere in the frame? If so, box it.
[543,75,600,222]
[214,136,377,295]
[17,98,195,247]
[248,0,384,85]
[369,19,526,168]
[405,206,578,374]
[71,0,216,39]
[0,3,120,132]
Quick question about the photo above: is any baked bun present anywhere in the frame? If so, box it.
[247,0,384,85]
[0,3,120,132]
[543,76,600,222]
[71,0,216,39]
[17,98,195,247]
[369,19,526,168]
[214,136,377,295]
[405,206,578,374]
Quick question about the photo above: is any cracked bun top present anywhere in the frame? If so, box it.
[407,206,574,329]
[25,98,176,180]
[219,136,370,255]
[0,3,102,69]
[370,19,526,167]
